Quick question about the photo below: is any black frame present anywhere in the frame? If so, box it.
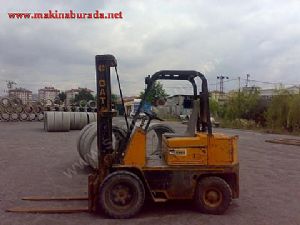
[129,70,212,135]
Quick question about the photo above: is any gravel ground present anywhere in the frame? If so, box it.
[0,120,299,225]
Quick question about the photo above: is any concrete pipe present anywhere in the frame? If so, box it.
[45,99,53,106]
[76,122,96,160]
[84,128,98,168]
[53,99,60,105]
[11,97,22,106]
[86,125,126,169]
[37,113,44,121]
[5,106,14,114]
[10,113,19,121]
[147,123,175,155]
[1,113,10,121]
[79,100,87,107]
[44,106,51,112]
[14,104,24,114]
[87,100,96,108]
[85,125,126,169]
[77,122,97,162]
[87,112,97,123]
[24,104,34,114]
[45,111,70,132]
[0,98,11,107]
[0,104,4,113]
[28,113,36,121]
[69,112,76,129]
[71,112,88,130]
[33,104,43,114]
[19,113,28,121]
[10,98,23,114]
[77,123,126,168]
[43,112,49,130]
[54,112,70,131]
[70,106,76,112]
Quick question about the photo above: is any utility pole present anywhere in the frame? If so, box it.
[238,76,241,92]
[217,76,229,93]
[5,80,16,95]
[246,74,250,87]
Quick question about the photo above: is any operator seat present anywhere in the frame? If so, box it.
[164,99,200,138]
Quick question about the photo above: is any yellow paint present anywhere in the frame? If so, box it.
[165,135,207,148]
[207,134,238,165]
[162,132,238,166]
[123,127,146,167]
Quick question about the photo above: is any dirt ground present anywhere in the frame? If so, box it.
[0,120,299,225]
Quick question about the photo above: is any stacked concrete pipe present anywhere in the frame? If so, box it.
[0,96,95,122]
[44,111,71,132]
[76,122,126,169]
[76,122,175,169]
[44,111,97,132]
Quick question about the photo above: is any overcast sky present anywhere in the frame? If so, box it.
[1,0,300,96]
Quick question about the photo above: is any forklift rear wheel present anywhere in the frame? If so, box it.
[194,176,232,214]
[99,171,145,219]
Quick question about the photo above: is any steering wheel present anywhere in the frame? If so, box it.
[144,111,164,121]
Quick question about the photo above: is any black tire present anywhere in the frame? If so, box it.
[99,171,145,219]
[194,176,232,214]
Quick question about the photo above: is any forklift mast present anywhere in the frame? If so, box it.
[95,55,117,179]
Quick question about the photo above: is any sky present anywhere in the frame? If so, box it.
[1,0,300,96]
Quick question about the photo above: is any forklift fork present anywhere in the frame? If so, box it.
[6,196,89,213]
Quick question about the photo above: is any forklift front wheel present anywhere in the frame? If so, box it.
[194,176,232,214]
[99,171,145,219]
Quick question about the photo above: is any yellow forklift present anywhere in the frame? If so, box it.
[88,55,239,218]
[8,54,239,218]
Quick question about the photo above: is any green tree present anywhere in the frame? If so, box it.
[139,81,168,104]
[265,89,295,131]
[58,92,66,103]
[288,94,300,131]
[111,93,118,103]
[74,89,94,105]
[209,98,220,117]
[224,89,260,120]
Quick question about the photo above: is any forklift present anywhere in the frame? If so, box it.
[8,54,239,218]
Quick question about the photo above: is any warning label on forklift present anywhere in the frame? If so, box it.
[170,149,187,156]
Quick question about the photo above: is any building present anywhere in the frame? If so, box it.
[210,91,228,105]
[65,88,93,105]
[38,87,60,102]
[259,85,300,100]
[8,88,32,104]
[163,95,194,116]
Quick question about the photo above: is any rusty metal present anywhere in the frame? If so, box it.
[88,173,100,212]
[203,187,222,208]
[22,196,88,201]
[6,207,89,213]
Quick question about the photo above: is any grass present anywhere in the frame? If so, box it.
[219,118,300,136]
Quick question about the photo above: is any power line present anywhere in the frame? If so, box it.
[240,78,297,87]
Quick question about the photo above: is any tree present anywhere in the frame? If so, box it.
[224,89,260,120]
[74,89,94,105]
[58,92,66,103]
[111,93,118,103]
[288,94,300,131]
[265,89,300,131]
[139,81,168,105]
[209,98,220,117]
